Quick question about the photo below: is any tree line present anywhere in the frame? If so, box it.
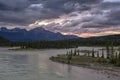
[66,46,120,67]
[0,35,120,49]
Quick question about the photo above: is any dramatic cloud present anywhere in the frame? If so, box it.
[0,0,120,37]
[0,0,102,25]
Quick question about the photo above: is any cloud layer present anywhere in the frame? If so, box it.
[0,0,120,37]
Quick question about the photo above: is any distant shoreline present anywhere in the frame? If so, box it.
[8,47,65,51]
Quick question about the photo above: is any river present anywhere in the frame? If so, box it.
[0,47,119,80]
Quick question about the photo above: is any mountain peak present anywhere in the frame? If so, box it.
[0,27,79,41]
[11,28,27,32]
[30,27,45,32]
[0,27,8,31]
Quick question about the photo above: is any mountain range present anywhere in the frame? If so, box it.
[0,27,79,41]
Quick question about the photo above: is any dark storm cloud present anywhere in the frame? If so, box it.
[0,0,102,26]
[100,10,120,26]
[0,0,120,35]
[43,1,120,33]
[43,0,101,13]
[75,2,120,29]
[42,0,120,33]
[100,2,120,9]
[81,9,120,29]
[0,0,29,11]
[107,10,120,22]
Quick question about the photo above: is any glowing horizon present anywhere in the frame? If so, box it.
[61,30,120,38]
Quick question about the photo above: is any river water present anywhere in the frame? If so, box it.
[0,47,119,80]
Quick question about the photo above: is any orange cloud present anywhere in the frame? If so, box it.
[61,30,120,38]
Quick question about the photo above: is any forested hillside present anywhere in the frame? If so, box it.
[0,34,120,48]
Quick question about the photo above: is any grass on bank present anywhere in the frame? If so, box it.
[50,46,120,67]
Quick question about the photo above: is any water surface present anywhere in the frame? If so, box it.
[0,47,119,80]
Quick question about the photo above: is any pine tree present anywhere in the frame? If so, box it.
[74,48,77,56]
[92,49,95,57]
[106,46,110,59]
[70,49,73,55]
[77,49,80,56]
[110,46,115,64]
[101,48,104,58]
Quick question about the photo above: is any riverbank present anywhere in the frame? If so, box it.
[50,55,120,77]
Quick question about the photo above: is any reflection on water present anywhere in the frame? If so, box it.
[0,47,119,80]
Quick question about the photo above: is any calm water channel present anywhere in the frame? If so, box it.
[0,47,119,80]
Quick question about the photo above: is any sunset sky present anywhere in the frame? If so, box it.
[0,0,120,37]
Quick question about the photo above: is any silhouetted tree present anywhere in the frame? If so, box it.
[91,49,95,57]
[101,48,104,58]
[106,46,110,59]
